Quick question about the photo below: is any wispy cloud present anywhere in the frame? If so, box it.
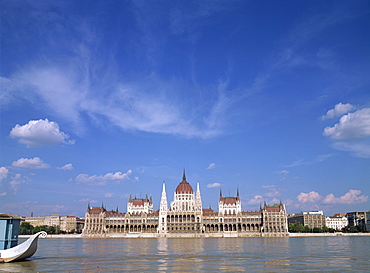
[9,174,29,194]
[76,170,132,186]
[206,163,216,170]
[286,154,333,168]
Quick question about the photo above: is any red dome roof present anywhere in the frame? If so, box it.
[176,180,193,194]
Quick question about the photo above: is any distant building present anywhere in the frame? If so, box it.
[326,216,348,230]
[288,211,326,229]
[24,216,44,227]
[82,170,289,237]
[346,211,368,231]
[24,214,84,233]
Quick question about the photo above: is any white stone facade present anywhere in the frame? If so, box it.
[82,170,289,237]
[326,216,348,230]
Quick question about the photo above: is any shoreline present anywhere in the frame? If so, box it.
[18,232,370,239]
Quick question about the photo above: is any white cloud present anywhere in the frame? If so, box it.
[322,189,368,204]
[297,191,322,203]
[104,193,113,198]
[322,107,370,158]
[76,170,132,186]
[0,167,9,181]
[0,192,7,196]
[12,157,50,169]
[58,163,74,171]
[206,163,216,170]
[10,119,75,147]
[321,103,354,120]
[247,195,263,205]
[9,174,28,194]
[206,182,221,188]
[323,108,370,142]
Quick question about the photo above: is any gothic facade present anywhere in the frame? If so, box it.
[82,171,288,237]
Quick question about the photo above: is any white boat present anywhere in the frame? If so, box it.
[0,231,47,263]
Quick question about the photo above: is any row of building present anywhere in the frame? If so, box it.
[288,210,370,231]
[16,171,370,236]
[23,214,84,233]
[82,171,289,237]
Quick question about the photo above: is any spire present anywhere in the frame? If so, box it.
[160,181,168,211]
[197,182,200,193]
[116,206,119,213]
[87,202,91,211]
[219,188,223,200]
[236,188,240,200]
[129,193,132,202]
[264,199,267,207]
[182,169,187,182]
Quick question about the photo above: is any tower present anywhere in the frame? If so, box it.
[195,182,202,212]
[158,182,168,233]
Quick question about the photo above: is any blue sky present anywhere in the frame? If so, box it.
[1,0,369,217]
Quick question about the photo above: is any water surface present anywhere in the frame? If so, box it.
[1,236,369,272]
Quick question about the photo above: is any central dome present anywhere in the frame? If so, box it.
[175,170,193,194]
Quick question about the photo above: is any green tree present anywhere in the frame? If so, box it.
[19,222,34,235]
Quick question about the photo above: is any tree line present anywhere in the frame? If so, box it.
[19,222,67,235]
[288,223,368,233]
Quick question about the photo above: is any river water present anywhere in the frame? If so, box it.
[1,236,369,272]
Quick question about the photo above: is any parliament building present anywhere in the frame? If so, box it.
[82,171,288,237]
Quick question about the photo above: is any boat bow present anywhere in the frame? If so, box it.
[0,231,47,263]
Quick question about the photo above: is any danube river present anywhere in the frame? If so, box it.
[1,236,370,272]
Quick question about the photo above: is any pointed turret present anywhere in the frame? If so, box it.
[236,188,240,201]
[160,181,168,210]
[219,188,223,201]
[182,169,187,182]
[195,182,202,212]
[158,181,168,233]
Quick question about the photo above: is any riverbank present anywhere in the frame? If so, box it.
[18,232,370,238]
[19,234,82,239]
[289,232,370,237]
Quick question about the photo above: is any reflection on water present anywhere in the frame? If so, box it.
[1,237,369,272]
